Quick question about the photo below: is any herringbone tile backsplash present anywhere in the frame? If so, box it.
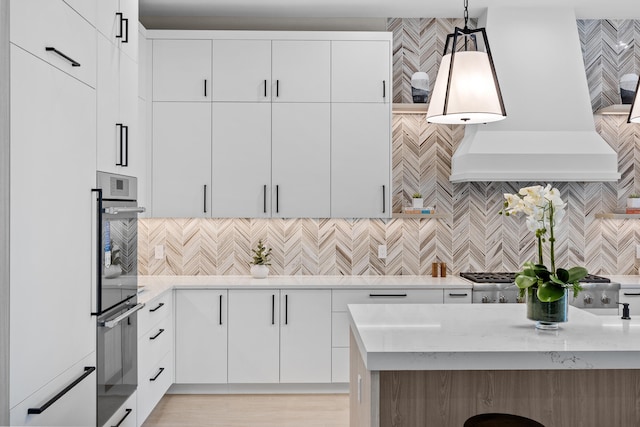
[139,18,640,276]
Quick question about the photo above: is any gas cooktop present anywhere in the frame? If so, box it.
[460,272,611,284]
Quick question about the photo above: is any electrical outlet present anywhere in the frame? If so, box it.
[155,245,165,260]
[378,244,387,259]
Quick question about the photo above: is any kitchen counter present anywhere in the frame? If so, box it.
[348,304,640,427]
[606,275,640,287]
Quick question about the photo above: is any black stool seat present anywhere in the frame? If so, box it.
[464,413,545,427]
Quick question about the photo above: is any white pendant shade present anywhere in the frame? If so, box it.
[629,79,640,123]
[427,51,506,124]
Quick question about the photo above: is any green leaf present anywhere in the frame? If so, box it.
[549,275,565,285]
[566,266,588,283]
[555,268,569,283]
[533,265,551,282]
[515,274,537,289]
[537,282,565,302]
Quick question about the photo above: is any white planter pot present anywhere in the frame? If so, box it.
[412,198,423,208]
[627,198,640,208]
[251,264,269,279]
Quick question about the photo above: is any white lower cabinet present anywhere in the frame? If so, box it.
[175,290,227,384]
[228,289,280,383]
[138,352,173,426]
[280,290,331,383]
[102,392,136,427]
[9,353,96,427]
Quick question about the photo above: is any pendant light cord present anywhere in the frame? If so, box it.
[463,0,469,30]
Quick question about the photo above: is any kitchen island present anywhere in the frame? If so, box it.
[348,304,640,427]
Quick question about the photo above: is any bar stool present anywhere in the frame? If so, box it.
[464,413,545,427]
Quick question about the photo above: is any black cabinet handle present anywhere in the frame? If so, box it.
[285,294,288,325]
[123,125,129,167]
[264,79,267,97]
[271,294,275,325]
[448,293,469,297]
[28,367,95,414]
[382,80,386,98]
[150,302,164,312]
[111,408,132,427]
[382,185,386,213]
[203,185,207,213]
[263,185,267,213]
[219,294,223,325]
[204,79,207,97]
[276,80,279,97]
[122,17,129,43]
[369,294,407,298]
[116,12,129,43]
[91,189,103,315]
[149,329,165,340]
[116,12,124,39]
[276,185,279,213]
[624,293,640,296]
[45,47,80,67]
[150,367,165,382]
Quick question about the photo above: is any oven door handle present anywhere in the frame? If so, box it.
[100,303,145,328]
[103,206,146,215]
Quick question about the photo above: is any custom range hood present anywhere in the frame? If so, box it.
[450,7,621,182]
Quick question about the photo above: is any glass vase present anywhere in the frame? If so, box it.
[526,286,568,330]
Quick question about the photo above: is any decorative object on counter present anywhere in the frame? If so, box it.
[411,72,429,103]
[432,262,439,278]
[440,262,447,277]
[629,73,640,123]
[426,0,506,124]
[619,302,631,320]
[500,184,587,330]
[412,192,423,208]
[626,194,640,213]
[620,73,638,104]
[249,239,272,279]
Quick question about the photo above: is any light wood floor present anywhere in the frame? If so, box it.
[142,394,350,427]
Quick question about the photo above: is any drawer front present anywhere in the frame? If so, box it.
[10,0,96,87]
[138,351,173,426]
[619,289,640,315]
[332,289,443,312]
[331,347,349,383]
[443,290,472,304]
[139,291,173,336]
[139,315,172,374]
[101,392,136,427]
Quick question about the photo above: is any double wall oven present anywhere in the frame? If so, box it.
[93,172,145,426]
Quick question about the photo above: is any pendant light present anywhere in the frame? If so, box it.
[426,0,506,124]
[629,77,640,123]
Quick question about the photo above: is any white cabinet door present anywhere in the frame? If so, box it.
[10,46,96,409]
[280,290,332,383]
[212,39,271,102]
[272,103,330,218]
[211,103,272,217]
[228,290,280,383]
[118,0,138,61]
[153,39,212,102]
[96,34,121,173]
[152,102,212,217]
[332,40,390,103]
[272,40,330,103]
[119,52,139,172]
[63,0,96,26]
[331,103,391,218]
[101,392,136,427]
[175,290,227,384]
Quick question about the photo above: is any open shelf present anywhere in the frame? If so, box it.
[392,213,449,219]
[595,212,640,219]
[392,103,428,114]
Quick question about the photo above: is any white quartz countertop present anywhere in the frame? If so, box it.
[348,303,640,372]
[136,275,472,304]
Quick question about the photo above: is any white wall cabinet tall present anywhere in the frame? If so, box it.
[175,290,228,384]
[153,39,212,102]
[212,40,271,102]
[8,0,97,420]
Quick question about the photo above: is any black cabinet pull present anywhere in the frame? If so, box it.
[264,79,267,97]
[382,185,386,213]
[149,329,165,340]
[123,125,129,167]
[150,367,165,382]
[271,294,275,325]
[276,185,279,213]
[383,80,386,98]
[203,184,207,213]
[111,408,132,427]
[28,367,95,414]
[91,189,103,315]
[219,294,223,325]
[624,293,640,296]
[448,293,468,297]
[276,80,279,97]
[204,79,207,97]
[116,12,124,39]
[285,294,288,325]
[116,12,128,43]
[150,302,165,312]
[122,17,129,43]
[45,47,80,67]
[263,185,267,213]
[369,294,407,298]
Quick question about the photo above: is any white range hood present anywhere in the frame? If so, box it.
[449,7,621,183]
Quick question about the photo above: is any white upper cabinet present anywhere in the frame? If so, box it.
[211,103,272,218]
[212,40,271,102]
[272,40,330,103]
[152,102,212,217]
[272,103,331,218]
[331,103,391,218]
[332,40,391,103]
[153,39,212,102]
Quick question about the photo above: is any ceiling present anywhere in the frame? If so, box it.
[139,0,640,19]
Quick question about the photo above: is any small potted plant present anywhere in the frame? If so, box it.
[249,239,272,279]
[627,194,640,209]
[412,192,423,208]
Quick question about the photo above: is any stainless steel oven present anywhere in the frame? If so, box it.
[93,172,145,427]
